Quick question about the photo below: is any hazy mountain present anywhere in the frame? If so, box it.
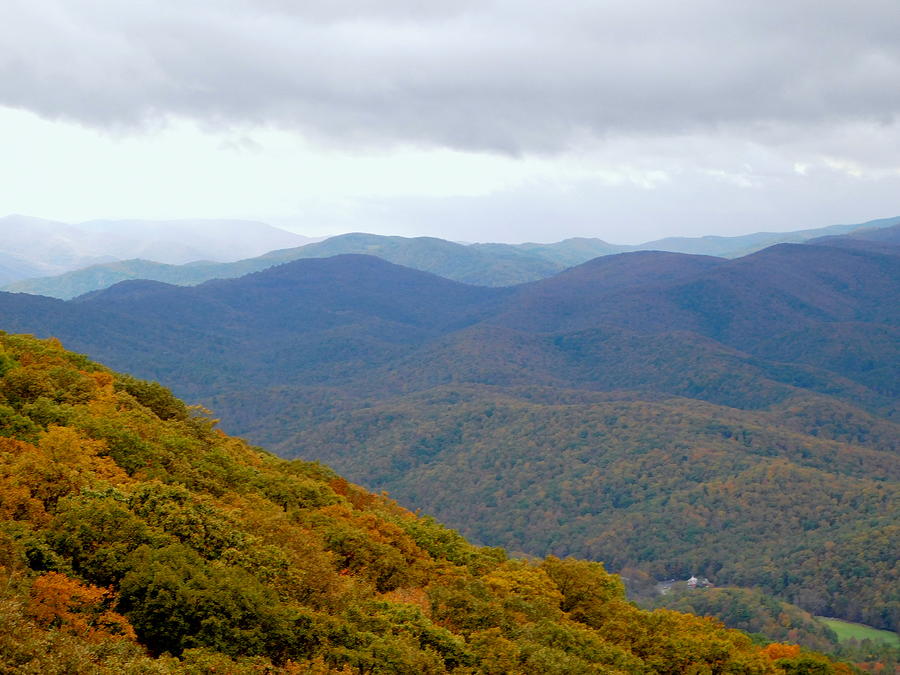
[0,215,119,276]
[14,246,896,403]
[5,214,899,299]
[75,218,314,263]
[0,215,314,285]
[3,260,203,299]
[4,332,825,672]
[805,223,900,253]
[0,251,47,286]
[474,237,625,267]
[631,214,900,258]
[843,221,900,243]
[7,232,621,300]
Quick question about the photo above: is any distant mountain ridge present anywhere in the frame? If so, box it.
[4,215,898,298]
[629,214,900,257]
[806,222,900,253]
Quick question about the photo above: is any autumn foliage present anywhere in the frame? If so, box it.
[29,571,136,642]
[0,332,855,673]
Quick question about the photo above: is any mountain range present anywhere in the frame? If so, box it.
[0,231,897,634]
[4,215,898,299]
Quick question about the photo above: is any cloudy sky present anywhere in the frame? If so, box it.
[2,0,899,243]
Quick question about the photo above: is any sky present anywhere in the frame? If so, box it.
[2,0,899,244]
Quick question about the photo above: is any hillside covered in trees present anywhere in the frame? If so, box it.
[0,332,857,673]
[0,237,897,638]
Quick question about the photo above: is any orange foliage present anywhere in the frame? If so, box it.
[329,477,349,496]
[29,571,136,642]
[0,438,51,525]
[88,371,115,388]
[762,642,801,660]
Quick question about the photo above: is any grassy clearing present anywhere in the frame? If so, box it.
[817,617,899,647]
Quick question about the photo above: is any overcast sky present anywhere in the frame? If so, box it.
[2,0,899,243]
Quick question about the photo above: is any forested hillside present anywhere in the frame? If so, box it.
[0,332,852,673]
[275,387,898,631]
[0,239,897,636]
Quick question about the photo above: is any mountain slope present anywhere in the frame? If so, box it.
[807,223,900,254]
[1,256,509,394]
[0,332,839,673]
[497,244,899,339]
[475,237,624,267]
[493,244,900,399]
[0,245,897,634]
[286,233,565,286]
[273,385,898,628]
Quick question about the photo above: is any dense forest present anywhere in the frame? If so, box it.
[0,332,859,672]
[0,238,897,638]
[277,385,899,631]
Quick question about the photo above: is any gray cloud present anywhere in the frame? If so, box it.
[3,0,899,154]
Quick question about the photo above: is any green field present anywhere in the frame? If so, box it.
[817,617,900,647]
